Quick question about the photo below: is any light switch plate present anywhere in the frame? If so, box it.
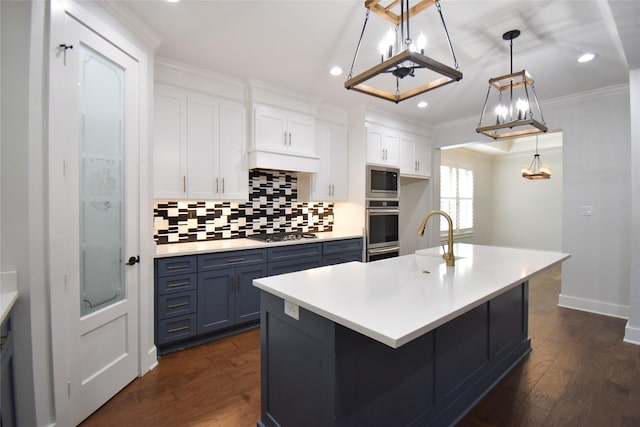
[580,205,593,216]
[284,300,299,320]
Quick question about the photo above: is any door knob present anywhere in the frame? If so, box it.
[126,256,140,266]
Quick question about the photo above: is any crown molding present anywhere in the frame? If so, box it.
[97,0,163,50]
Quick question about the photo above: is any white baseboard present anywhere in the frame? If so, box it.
[140,345,158,376]
[558,293,629,319]
[624,322,640,345]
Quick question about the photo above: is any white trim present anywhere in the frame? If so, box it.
[624,321,640,345]
[96,0,163,50]
[558,293,629,319]
[155,58,245,102]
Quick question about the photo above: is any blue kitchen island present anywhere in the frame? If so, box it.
[253,244,569,427]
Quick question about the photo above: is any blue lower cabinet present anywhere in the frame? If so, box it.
[157,314,197,345]
[236,264,268,322]
[1,314,16,427]
[198,264,268,334]
[322,238,363,266]
[155,238,364,354]
[268,256,323,276]
[197,268,235,334]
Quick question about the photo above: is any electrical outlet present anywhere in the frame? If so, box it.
[579,205,593,216]
[284,300,299,320]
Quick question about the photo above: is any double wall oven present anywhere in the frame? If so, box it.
[366,165,400,262]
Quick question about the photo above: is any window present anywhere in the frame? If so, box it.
[440,165,474,235]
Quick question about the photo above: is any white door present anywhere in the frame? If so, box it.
[49,10,140,426]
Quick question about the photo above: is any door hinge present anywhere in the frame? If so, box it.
[59,44,73,66]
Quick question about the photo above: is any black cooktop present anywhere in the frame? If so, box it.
[246,232,318,243]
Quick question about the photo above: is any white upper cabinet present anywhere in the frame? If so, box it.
[154,85,188,199]
[250,103,319,173]
[399,133,431,179]
[217,102,248,200]
[253,104,315,156]
[366,124,399,167]
[309,121,348,201]
[153,84,247,200]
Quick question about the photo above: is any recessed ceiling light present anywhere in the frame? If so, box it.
[166,0,180,3]
[417,101,428,108]
[578,52,596,63]
[329,66,343,76]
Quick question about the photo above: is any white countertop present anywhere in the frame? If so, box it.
[154,230,364,258]
[1,271,18,325]
[253,243,570,349]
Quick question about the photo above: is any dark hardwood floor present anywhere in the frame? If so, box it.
[81,266,640,426]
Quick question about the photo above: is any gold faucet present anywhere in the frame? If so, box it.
[417,210,455,266]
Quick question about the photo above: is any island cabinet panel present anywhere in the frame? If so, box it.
[258,282,530,427]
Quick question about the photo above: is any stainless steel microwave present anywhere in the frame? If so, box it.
[366,165,399,199]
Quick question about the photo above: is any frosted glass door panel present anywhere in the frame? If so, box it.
[79,45,125,316]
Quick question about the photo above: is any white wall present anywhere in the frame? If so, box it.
[399,177,432,254]
[0,1,155,425]
[492,148,563,251]
[440,148,494,246]
[435,85,632,319]
[626,67,640,343]
[1,2,52,425]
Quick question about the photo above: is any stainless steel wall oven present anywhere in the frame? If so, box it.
[366,199,400,262]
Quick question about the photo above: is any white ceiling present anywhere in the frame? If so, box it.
[114,0,640,128]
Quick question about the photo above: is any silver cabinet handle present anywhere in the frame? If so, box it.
[222,177,225,193]
[167,302,189,309]
[216,177,219,193]
[288,131,292,146]
[183,175,186,193]
[284,131,287,145]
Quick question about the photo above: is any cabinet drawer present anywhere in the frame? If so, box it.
[268,256,322,276]
[157,291,197,320]
[268,242,322,262]
[157,273,197,295]
[322,250,362,266]
[198,249,267,271]
[156,256,197,277]
[157,314,197,345]
[322,238,363,255]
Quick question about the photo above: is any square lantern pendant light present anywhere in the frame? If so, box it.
[476,30,548,139]
[522,136,552,180]
[344,0,463,103]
